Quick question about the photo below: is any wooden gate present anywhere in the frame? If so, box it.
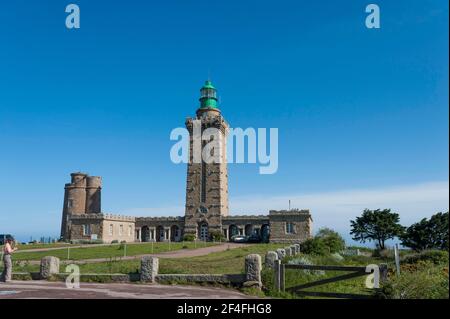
[274,261,388,299]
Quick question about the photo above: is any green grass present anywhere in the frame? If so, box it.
[3,243,285,274]
[72,243,286,274]
[262,253,389,299]
[12,242,217,261]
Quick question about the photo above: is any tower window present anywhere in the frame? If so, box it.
[128,225,132,237]
[68,199,73,208]
[286,222,295,234]
[109,224,113,236]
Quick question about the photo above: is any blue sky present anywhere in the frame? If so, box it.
[0,0,448,245]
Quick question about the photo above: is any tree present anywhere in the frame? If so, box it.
[350,209,405,249]
[316,228,346,253]
[400,212,449,251]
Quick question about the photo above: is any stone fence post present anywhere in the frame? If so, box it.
[265,251,278,269]
[40,256,60,280]
[141,256,159,283]
[244,254,262,288]
[276,248,286,260]
[290,245,297,256]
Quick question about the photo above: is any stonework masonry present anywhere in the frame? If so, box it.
[60,81,313,244]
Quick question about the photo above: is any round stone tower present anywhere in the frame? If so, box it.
[66,172,87,215]
[85,176,102,214]
[60,172,87,239]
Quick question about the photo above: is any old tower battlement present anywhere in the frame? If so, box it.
[60,81,313,243]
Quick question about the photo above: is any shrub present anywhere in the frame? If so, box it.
[316,228,346,253]
[330,252,344,262]
[183,234,196,242]
[402,250,449,266]
[287,256,325,276]
[372,248,394,259]
[378,262,449,299]
[209,230,225,242]
[111,240,119,244]
[301,237,329,255]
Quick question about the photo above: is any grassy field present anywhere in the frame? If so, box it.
[11,241,217,261]
[262,254,388,299]
[75,243,287,274]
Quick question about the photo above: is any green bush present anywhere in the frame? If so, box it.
[402,250,449,265]
[301,237,329,255]
[378,262,449,299]
[111,240,119,244]
[209,230,226,242]
[372,248,394,259]
[316,228,346,253]
[183,234,196,242]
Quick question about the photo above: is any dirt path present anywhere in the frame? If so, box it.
[0,280,254,299]
[25,243,250,265]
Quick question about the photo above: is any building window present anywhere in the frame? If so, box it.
[82,224,91,236]
[68,199,73,208]
[109,224,113,236]
[128,225,132,237]
[119,225,123,236]
[286,222,295,234]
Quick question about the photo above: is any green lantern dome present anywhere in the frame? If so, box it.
[199,80,218,109]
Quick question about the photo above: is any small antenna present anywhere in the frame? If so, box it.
[288,200,291,211]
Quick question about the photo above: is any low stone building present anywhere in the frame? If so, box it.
[60,81,313,244]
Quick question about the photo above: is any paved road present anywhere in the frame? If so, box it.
[0,280,253,299]
[26,243,250,265]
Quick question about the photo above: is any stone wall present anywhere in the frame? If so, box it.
[68,214,103,241]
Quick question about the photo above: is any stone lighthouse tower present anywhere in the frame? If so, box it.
[184,81,229,240]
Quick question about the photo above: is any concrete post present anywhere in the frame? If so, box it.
[265,251,278,269]
[40,256,60,280]
[244,254,262,287]
[276,248,286,260]
[141,256,159,283]
[285,246,292,257]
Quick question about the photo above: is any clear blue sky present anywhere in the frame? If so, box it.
[0,0,448,244]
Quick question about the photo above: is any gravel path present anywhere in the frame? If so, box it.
[0,280,254,299]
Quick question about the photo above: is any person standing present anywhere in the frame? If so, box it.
[2,239,18,282]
